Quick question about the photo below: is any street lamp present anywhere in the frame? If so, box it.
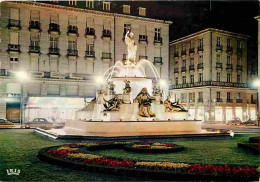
[14,71,30,127]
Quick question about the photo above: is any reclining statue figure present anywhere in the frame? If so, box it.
[103,96,121,111]
[134,88,156,117]
[164,96,187,112]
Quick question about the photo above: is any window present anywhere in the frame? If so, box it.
[86,44,94,56]
[217,72,221,82]
[174,46,178,53]
[86,0,94,9]
[154,28,161,41]
[103,2,110,11]
[190,58,194,65]
[182,59,186,67]
[217,37,221,46]
[199,55,203,63]
[227,38,231,48]
[237,56,242,65]
[237,40,242,49]
[227,55,231,64]
[9,57,19,70]
[182,43,186,51]
[190,41,194,49]
[190,75,194,84]
[237,93,241,99]
[68,0,77,5]
[139,7,146,16]
[181,93,187,103]
[124,24,131,36]
[175,77,178,85]
[199,73,203,82]
[68,41,77,50]
[217,92,221,99]
[198,38,203,48]
[123,5,130,14]
[216,54,221,63]
[199,92,203,101]
[183,76,186,84]
[227,92,231,100]
[50,37,58,48]
[227,73,232,83]
[237,74,241,83]
[189,93,195,103]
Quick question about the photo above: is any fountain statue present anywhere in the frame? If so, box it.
[103,96,121,111]
[134,88,155,117]
[125,29,137,66]
[164,96,187,112]
[123,80,131,94]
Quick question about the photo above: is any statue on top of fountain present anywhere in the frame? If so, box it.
[134,88,156,117]
[164,96,187,112]
[125,29,137,67]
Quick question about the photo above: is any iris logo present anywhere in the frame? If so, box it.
[6,169,20,176]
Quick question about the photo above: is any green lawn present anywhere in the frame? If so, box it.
[0,130,259,181]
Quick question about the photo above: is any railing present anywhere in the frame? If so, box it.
[236,48,242,55]
[48,23,60,33]
[102,52,112,59]
[29,46,40,53]
[197,63,203,70]
[85,27,95,36]
[216,62,223,69]
[139,55,147,60]
[49,47,60,55]
[169,81,248,90]
[236,65,242,71]
[181,50,186,56]
[216,98,223,102]
[226,64,233,70]
[67,49,78,56]
[67,25,78,35]
[226,46,233,53]
[236,99,242,103]
[85,51,95,58]
[8,44,20,52]
[139,35,148,42]
[189,48,195,54]
[198,98,203,103]
[197,46,203,52]
[29,21,40,30]
[216,45,223,51]
[8,19,21,28]
[189,65,194,71]
[174,68,179,73]
[181,67,186,72]
[154,37,162,43]
[174,52,179,57]
[154,57,163,64]
[227,99,233,103]
[102,30,112,38]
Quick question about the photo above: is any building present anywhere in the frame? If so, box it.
[0,1,171,123]
[255,15,260,122]
[169,28,257,122]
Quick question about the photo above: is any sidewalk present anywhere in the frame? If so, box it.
[202,123,260,133]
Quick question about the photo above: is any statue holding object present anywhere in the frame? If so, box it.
[123,79,131,94]
[103,95,121,111]
[125,29,137,66]
[164,96,187,112]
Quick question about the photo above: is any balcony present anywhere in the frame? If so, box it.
[29,46,40,54]
[226,64,233,70]
[174,52,179,58]
[216,62,223,69]
[216,98,223,102]
[85,51,95,58]
[85,28,95,38]
[154,37,163,45]
[181,67,186,73]
[48,48,60,56]
[8,44,20,53]
[197,46,203,52]
[29,21,41,32]
[197,63,203,70]
[174,68,179,73]
[67,25,79,37]
[227,99,233,103]
[102,52,112,60]
[236,48,242,56]
[139,55,148,60]
[48,23,60,34]
[102,30,112,39]
[154,57,163,65]
[67,49,78,57]
[139,35,148,43]
[236,99,242,103]
[7,19,21,30]
[216,45,223,52]
[189,65,194,71]
[181,50,186,56]
[198,98,203,103]
[226,46,233,54]
[236,65,242,71]
[189,48,195,55]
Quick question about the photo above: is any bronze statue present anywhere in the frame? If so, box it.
[103,95,121,111]
[134,88,156,117]
[108,80,116,95]
[164,96,187,112]
[152,85,160,96]
[123,80,131,94]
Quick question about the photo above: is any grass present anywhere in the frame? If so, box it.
[0,130,259,181]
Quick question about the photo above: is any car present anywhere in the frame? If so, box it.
[24,118,53,129]
[227,117,242,125]
[0,119,15,128]
[241,119,258,126]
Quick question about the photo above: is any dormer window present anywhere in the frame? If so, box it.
[86,0,94,9]
[103,2,110,11]
[123,5,130,14]
[139,7,146,16]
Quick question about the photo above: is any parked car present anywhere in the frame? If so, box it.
[241,119,258,126]
[0,119,15,128]
[24,118,53,129]
[227,118,242,125]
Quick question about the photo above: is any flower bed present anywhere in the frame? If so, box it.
[238,136,260,155]
[38,141,259,181]
[124,142,184,153]
[249,136,260,143]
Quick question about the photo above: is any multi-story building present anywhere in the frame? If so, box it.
[169,28,257,123]
[255,15,260,122]
[0,1,171,123]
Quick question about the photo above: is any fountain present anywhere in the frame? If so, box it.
[35,30,223,139]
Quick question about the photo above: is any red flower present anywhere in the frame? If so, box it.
[48,149,75,157]
[83,157,135,168]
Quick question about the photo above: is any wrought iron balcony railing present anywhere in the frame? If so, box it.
[85,27,95,36]
[48,23,60,34]
[189,65,194,71]
[154,57,163,64]
[181,50,186,56]
[139,35,148,42]
[85,51,95,58]
[216,45,223,52]
[102,52,112,59]
[154,37,162,44]
[67,49,78,57]
[102,30,112,38]
[29,21,41,31]
[181,67,186,72]
[29,46,40,53]
[216,62,223,69]
[236,99,242,103]
[216,98,223,102]
[236,48,242,55]
[174,68,179,73]
[67,25,78,35]
[189,48,195,54]
[8,19,21,29]
[226,46,233,53]
[48,47,60,55]
[227,99,233,103]
[197,46,203,52]
[197,63,203,70]
[8,44,20,52]
[226,64,233,70]
[236,65,242,71]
